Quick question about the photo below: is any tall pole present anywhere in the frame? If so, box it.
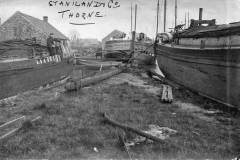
[163,0,167,32]
[199,8,203,21]
[134,4,137,32]
[130,4,137,63]
[131,3,133,33]
[184,12,186,28]
[154,0,160,58]
[187,11,190,28]
[156,0,160,35]
[175,0,177,28]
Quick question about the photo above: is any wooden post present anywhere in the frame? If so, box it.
[129,4,137,64]
[130,31,136,54]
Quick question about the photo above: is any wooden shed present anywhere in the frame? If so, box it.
[102,30,127,50]
[0,11,71,59]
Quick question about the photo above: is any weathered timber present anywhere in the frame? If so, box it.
[156,36,240,108]
[167,85,173,102]
[0,39,48,60]
[0,58,74,100]
[75,58,122,70]
[102,113,166,143]
[161,85,173,103]
[0,116,25,129]
[161,85,168,102]
[65,68,124,91]
[0,116,42,141]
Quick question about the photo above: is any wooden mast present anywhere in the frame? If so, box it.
[156,0,160,35]
[163,0,167,32]
[175,0,177,28]
[130,4,137,53]
[154,0,160,59]
[130,4,137,64]
[131,3,133,33]
[185,13,186,28]
[134,4,137,32]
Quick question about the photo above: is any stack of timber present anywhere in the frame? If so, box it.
[161,85,173,103]
[0,39,48,61]
[103,40,153,61]
[0,38,74,100]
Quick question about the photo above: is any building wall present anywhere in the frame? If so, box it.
[102,30,125,50]
[0,12,72,58]
[0,13,48,46]
[104,40,131,51]
[179,35,240,48]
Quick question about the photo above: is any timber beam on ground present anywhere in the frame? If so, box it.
[65,67,125,91]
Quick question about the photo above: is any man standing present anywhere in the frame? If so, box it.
[47,33,55,56]
[55,41,63,58]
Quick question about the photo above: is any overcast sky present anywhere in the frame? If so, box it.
[0,0,240,40]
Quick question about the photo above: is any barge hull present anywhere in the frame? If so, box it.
[156,45,240,108]
[0,59,73,99]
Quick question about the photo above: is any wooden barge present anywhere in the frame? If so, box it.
[0,11,74,100]
[0,57,73,99]
[156,9,240,108]
[103,39,153,61]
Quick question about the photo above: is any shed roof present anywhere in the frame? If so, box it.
[102,30,126,42]
[1,11,68,40]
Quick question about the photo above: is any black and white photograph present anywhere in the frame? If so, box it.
[0,0,239,159]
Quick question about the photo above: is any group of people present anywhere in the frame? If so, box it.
[47,33,63,57]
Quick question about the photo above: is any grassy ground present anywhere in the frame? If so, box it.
[0,68,239,160]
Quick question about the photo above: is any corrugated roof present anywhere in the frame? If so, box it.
[16,11,68,40]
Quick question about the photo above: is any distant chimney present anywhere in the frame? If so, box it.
[199,8,203,21]
[43,16,48,22]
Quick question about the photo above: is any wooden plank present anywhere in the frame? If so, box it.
[0,116,25,129]
[161,85,173,103]
[0,116,42,141]
[102,113,167,143]
[0,128,19,141]
[167,85,173,103]
[161,85,168,102]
